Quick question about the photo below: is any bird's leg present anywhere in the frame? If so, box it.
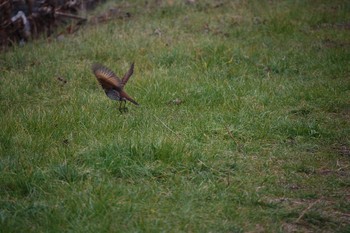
[122,100,128,112]
[118,100,128,113]
[118,101,123,113]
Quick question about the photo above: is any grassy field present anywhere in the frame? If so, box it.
[1,0,350,232]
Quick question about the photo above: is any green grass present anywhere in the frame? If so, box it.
[1,0,350,232]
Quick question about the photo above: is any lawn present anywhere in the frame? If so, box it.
[1,0,350,232]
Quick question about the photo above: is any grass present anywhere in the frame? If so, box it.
[1,0,350,232]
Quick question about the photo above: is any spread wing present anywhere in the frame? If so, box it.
[121,62,134,87]
[92,63,122,91]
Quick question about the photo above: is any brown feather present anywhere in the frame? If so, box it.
[120,91,139,105]
[92,64,122,90]
[121,62,134,87]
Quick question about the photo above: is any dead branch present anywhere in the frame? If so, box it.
[295,198,322,223]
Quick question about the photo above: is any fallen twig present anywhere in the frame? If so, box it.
[296,198,322,223]
[55,11,87,21]
[224,125,239,145]
[153,115,181,139]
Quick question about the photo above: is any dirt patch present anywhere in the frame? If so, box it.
[333,144,350,157]
[312,22,350,31]
[282,222,314,233]
[262,196,350,232]
[321,38,350,48]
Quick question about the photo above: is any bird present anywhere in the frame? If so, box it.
[92,62,139,112]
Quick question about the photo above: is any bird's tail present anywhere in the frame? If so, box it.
[121,91,139,105]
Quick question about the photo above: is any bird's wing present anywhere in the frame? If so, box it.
[121,62,134,87]
[92,63,122,91]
